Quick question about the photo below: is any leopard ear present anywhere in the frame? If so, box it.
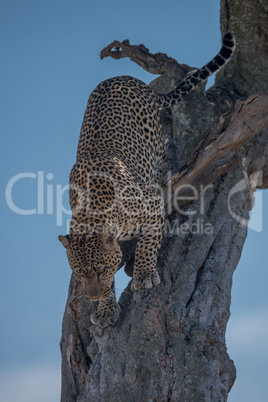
[101,233,116,251]
[58,235,70,249]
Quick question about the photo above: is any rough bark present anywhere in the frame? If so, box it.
[163,94,268,213]
[60,1,268,400]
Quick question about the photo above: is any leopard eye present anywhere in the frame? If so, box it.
[97,266,107,274]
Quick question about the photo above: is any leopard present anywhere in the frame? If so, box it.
[59,33,235,328]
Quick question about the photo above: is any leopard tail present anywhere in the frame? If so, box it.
[156,33,236,108]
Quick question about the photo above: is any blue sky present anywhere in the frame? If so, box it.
[1,0,267,400]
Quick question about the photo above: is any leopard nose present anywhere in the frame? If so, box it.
[85,284,102,300]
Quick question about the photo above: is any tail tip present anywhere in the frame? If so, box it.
[223,32,236,48]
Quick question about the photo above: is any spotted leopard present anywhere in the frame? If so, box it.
[59,33,235,328]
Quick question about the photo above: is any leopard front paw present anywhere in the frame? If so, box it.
[90,302,120,328]
[131,271,160,291]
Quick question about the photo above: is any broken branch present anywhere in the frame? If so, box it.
[100,39,189,75]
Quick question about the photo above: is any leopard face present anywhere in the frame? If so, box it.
[59,233,122,300]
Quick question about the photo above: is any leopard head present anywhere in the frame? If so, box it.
[59,232,122,300]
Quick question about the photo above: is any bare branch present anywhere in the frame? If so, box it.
[164,94,268,213]
[100,39,189,75]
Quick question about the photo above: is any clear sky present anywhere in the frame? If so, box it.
[1,0,267,401]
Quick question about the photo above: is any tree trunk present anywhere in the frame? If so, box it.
[60,0,268,400]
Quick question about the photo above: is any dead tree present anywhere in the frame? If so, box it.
[60,0,268,400]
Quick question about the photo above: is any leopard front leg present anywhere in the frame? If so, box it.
[90,290,120,328]
[131,214,164,291]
